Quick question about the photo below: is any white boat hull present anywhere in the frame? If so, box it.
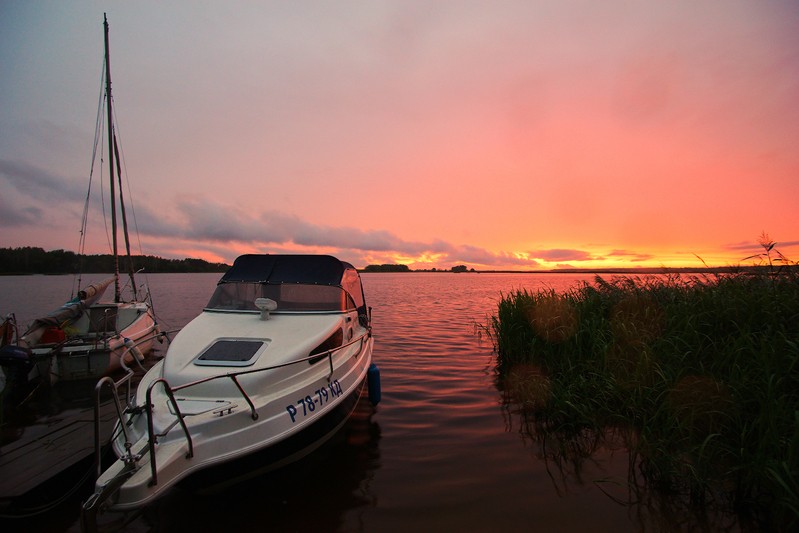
[29,301,158,383]
[95,312,373,511]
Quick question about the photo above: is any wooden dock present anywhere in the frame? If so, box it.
[0,399,118,502]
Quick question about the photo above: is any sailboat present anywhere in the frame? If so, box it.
[0,14,158,395]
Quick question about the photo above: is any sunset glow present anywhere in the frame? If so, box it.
[1,1,797,270]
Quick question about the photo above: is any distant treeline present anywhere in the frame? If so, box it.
[0,247,230,274]
[362,264,796,275]
[362,264,479,272]
[362,264,411,272]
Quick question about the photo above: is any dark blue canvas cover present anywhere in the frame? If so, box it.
[213,254,367,322]
[220,255,346,285]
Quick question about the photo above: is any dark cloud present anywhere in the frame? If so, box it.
[607,249,655,262]
[530,249,596,262]
[138,198,541,268]
[0,159,86,203]
[0,170,587,269]
[0,195,42,226]
[724,239,799,252]
[448,246,539,267]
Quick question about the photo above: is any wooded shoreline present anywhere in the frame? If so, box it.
[0,247,229,274]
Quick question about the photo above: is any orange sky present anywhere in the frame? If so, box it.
[1,1,797,270]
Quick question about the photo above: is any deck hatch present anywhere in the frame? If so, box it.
[194,339,268,367]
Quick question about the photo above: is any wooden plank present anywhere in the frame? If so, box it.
[0,401,118,499]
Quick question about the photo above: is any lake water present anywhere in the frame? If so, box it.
[1,272,720,532]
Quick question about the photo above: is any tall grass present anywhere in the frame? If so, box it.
[490,267,799,530]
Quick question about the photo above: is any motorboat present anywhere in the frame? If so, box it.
[0,14,157,396]
[82,254,379,524]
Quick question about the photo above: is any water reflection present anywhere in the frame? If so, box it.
[498,369,749,532]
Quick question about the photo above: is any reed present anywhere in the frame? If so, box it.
[490,266,799,529]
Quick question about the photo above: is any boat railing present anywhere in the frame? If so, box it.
[145,378,195,487]
[89,329,174,479]
[138,331,370,487]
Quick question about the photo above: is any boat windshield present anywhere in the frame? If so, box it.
[205,282,357,313]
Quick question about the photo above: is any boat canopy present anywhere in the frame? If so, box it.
[207,255,367,315]
[220,254,346,285]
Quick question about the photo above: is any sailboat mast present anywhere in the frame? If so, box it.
[103,13,121,303]
[113,134,139,296]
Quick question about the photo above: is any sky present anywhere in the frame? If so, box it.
[1,1,797,271]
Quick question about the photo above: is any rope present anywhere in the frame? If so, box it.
[74,57,109,299]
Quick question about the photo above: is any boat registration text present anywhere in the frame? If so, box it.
[285,380,344,423]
